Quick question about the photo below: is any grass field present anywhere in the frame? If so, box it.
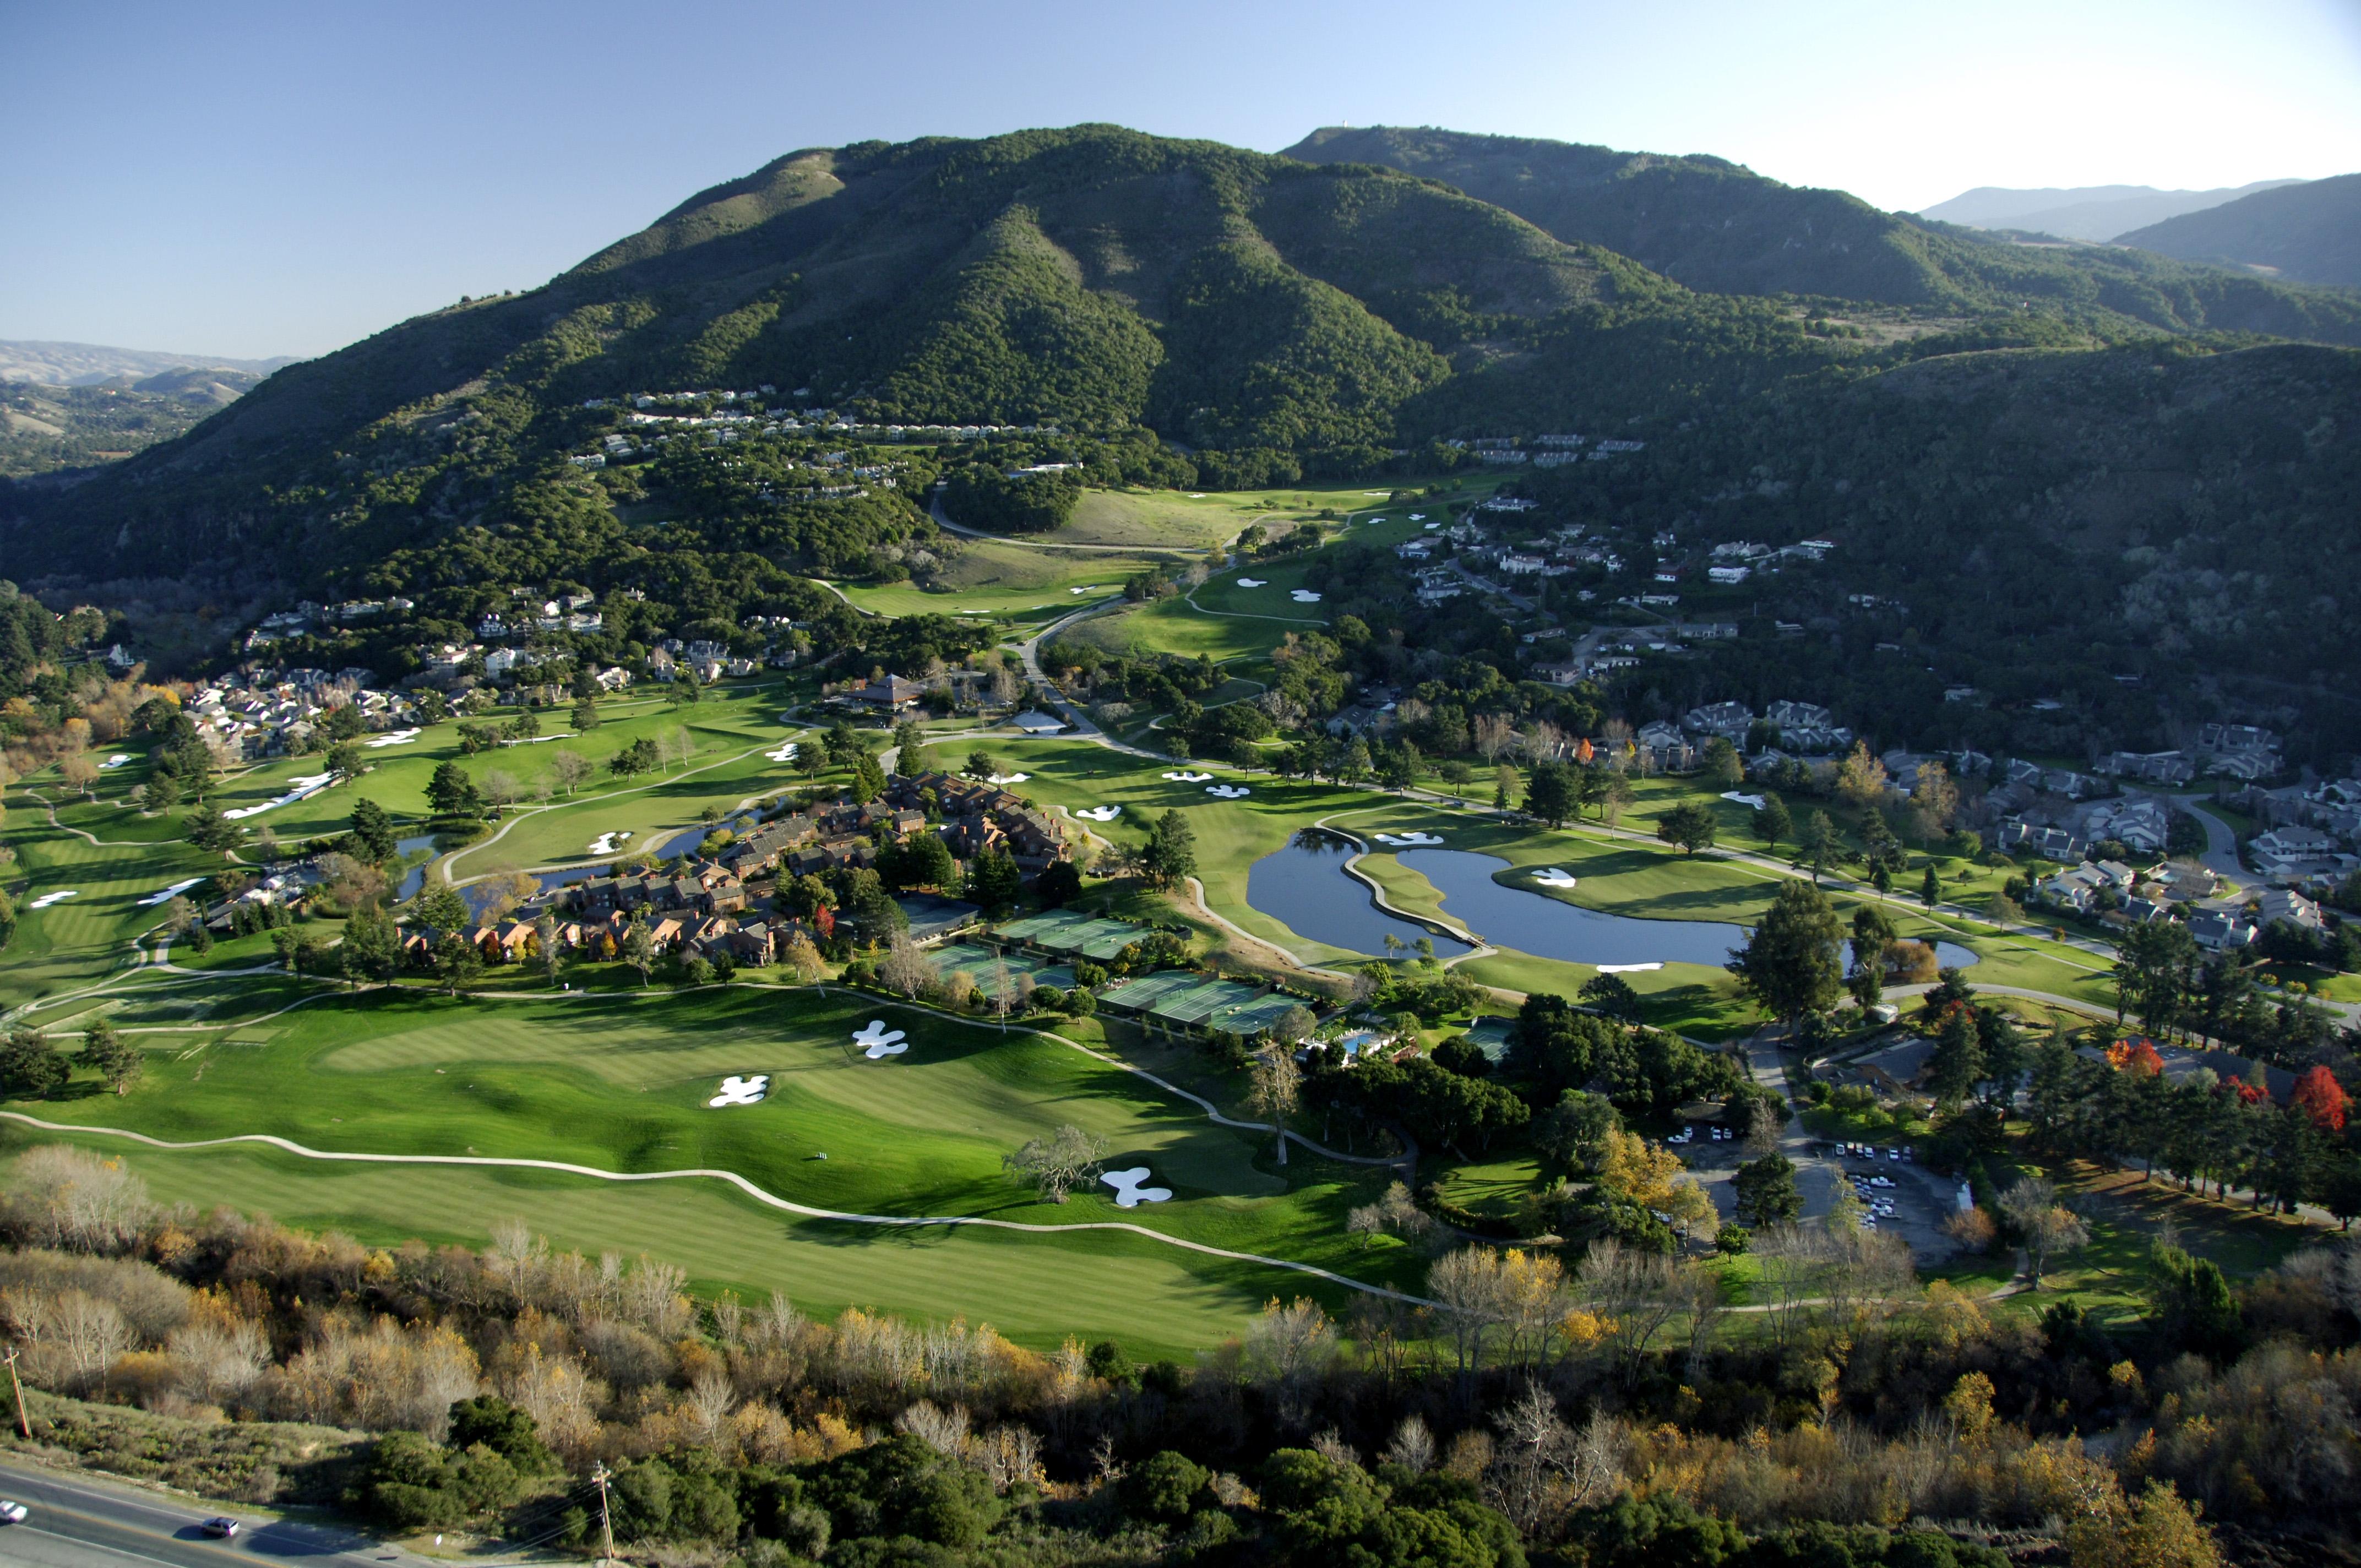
[0,1125,1330,1357]
[0,984,1423,1340]
[824,541,1171,621]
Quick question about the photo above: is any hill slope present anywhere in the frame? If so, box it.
[0,126,1703,590]
[2117,173,2361,288]
[1282,127,2361,342]
[1921,181,2304,241]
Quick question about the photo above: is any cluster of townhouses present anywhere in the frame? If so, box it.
[185,670,423,761]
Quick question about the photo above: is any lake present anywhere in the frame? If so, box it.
[1244,836,1978,971]
[1244,835,1475,960]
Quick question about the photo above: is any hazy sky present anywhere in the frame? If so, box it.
[8,0,2358,359]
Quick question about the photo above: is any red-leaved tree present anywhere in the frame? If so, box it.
[2294,1065,2349,1133]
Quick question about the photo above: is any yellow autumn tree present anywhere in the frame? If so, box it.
[2065,1482,2221,1568]
[1601,1127,1717,1236]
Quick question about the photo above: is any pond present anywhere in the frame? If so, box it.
[1397,848,1977,970]
[1244,834,1475,960]
[393,835,440,902]
[1243,836,1979,971]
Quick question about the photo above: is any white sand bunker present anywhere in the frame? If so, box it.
[367,728,422,749]
[709,1074,769,1107]
[853,1021,909,1059]
[223,772,334,820]
[1374,831,1444,847]
[1597,962,1662,974]
[1205,784,1251,799]
[1162,770,1212,782]
[589,830,633,855]
[1409,513,1426,521]
[1291,590,1322,603]
[100,754,134,769]
[1074,805,1121,822]
[1424,521,1443,531]
[1236,578,1267,588]
[138,878,204,907]
[1188,493,1207,498]
[764,741,799,761]
[1068,586,1108,595]
[1530,868,1580,889]
[29,890,80,910]
[1721,791,1767,809]
[986,772,1030,786]
[1101,1167,1173,1207]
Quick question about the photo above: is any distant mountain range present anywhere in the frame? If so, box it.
[1919,181,2306,242]
[0,339,298,387]
[1281,128,2352,337]
[2118,174,2361,290]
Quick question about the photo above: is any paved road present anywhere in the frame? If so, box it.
[0,1460,418,1567]
[2171,794,2249,881]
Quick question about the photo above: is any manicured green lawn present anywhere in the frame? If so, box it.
[825,542,1167,620]
[0,1125,1340,1358]
[0,985,1419,1331]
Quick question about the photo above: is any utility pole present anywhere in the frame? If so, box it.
[591,1461,616,1565]
[4,1348,29,1438]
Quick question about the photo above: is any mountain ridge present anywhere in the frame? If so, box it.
[1280,127,2361,344]
[4,123,2358,620]
[0,339,299,386]
[2117,173,2361,290]
[1919,181,2306,241]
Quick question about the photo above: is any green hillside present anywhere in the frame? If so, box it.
[2117,172,2361,290]
[2,121,2357,625]
[1282,126,2361,342]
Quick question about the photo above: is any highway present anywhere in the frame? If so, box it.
[0,1460,418,1568]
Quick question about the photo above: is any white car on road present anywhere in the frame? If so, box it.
[0,1499,26,1524]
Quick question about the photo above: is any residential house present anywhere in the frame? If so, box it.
[1681,701,1754,743]
[2251,887,2326,932]
[2188,912,2258,951]
[853,673,924,711]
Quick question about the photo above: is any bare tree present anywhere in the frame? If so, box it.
[547,750,591,796]
[1487,1382,1576,1537]
[1243,1296,1332,1421]
[684,1365,736,1443]
[1429,1246,1507,1372]
[480,768,524,812]
[1247,1044,1302,1165]
[486,1218,546,1299]
[881,932,938,998]
[1385,1414,1437,1473]
[1577,1241,1685,1385]
[1003,1125,1108,1204]
[2,1145,153,1253]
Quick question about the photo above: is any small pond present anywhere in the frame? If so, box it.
[1244,834,1475,960]
[393,835,440,902]
[1398,848,1977,970]
[1243,837,1979,971]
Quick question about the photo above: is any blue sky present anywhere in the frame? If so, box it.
[7,0,2358,358]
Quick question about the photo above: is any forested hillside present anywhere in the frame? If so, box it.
[2,122,2357,636]
[1511,340,2361,759]
[1284,126,2361,342]
[2117,173,2361,290]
